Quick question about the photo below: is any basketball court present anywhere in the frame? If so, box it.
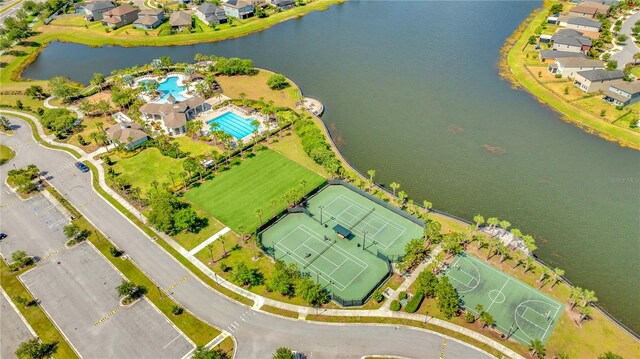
[445,253,564,345]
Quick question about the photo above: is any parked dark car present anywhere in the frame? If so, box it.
[75,162,90,173]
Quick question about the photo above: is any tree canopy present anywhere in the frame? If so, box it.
[436,276,459,319]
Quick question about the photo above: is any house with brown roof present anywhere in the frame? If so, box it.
[134,9,164,30]
[105,122,149,150]
[568,1,610,18]
[603,81,640,107]
[170,10,192,31]
[102,4,139,28]
[139,96,208,135]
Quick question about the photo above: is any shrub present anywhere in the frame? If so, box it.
[390,300,401,311]
[220,261,230,272]
[555,74,562,78]
[171,305,184,315]
[404,291,424,313]
[615,105,624,111]
[372,289,384,303]
[109,246,123,257]
[267,73,289,90]
[398,291,407,300]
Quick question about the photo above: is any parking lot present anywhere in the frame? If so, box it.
[20,243,194,358]
[1,289,36,359]
[0,190,69,261]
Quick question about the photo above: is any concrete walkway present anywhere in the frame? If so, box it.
[1,109,524,359]
[189,227,231,256]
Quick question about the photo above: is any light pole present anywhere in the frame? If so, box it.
[319,205,324,225]
[362,230,367,250]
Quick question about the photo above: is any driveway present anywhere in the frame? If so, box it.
[612,11,640,69]
[0,116,493,359]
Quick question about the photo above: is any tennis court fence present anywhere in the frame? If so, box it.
[331,256,393,307]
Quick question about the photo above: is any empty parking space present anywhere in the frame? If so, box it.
[1,289,36,359]
[20,243,194,358]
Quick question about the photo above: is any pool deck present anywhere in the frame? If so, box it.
[194,104,273,143]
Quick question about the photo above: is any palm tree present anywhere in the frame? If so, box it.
[179,171,188,190]
[270,199,279,216]
[256,209,264,225]
[423,200,432,213]
[579,289,598,308]
[150,180,159,193]
[397,190,407,205]
[479,311,495,328]
[523,256,535,274]
[528,339,545,359]
[578,305,592,323]
[219,234,227,258]
[538,266,550,288]
[496,242,509,262]
[251,119,260,147]
[550,268,565,289]
[510,228,522,243]
[569,286,583,309]
[300,179,308,194]
[239,92,248,106]
[486,217,499,231]
[634,52,640,64]
[168,171,176,189]
[499,220,511,232]
[522,235,537,253]
[389,182,400,196]
[486,238,499,259]
[512,251,526,269]
[367,169,376,188]
[95,121,104,132]
[473,214,485,230]
[206,243,215,264]
[238,225,246,243]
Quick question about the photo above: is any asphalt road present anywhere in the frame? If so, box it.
[612,11,640,69]
[0,116,492,359]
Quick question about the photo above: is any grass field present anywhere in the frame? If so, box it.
[185,149,325,231]
[216,71,300,109]
[1,144,15,165]
[269,133,329,177]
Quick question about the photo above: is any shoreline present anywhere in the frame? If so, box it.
[32,0,344,48]
[498,1,640,150]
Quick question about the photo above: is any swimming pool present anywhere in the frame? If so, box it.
[207,112,258,140]
[141,76,186,103]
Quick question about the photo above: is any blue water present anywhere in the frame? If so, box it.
[207,112,257,140]
[141,76,186,103]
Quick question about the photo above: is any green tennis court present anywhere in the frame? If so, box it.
[260,213,389,302]
[306,185,424,257]
[445,253,564,345]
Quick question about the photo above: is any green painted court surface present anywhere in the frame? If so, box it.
[306,185,424,257]
[260,213,389,301]
[445,253,564,345]
[185,149,325,231]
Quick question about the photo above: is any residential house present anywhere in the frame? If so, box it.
[195,3,228,26]
[573,69,625,92]
[603,81,640,106]
[551,29,592,54]
[102,4,139,28]
[82,1,115,21]
[170,11,192,31]
[568,1,610,18]
[548,57,604,78]
[539,50,587,62]
[139,96,209,135]
[270,0,295,10]
[105,122,149,150]
[565,17,601,32]
[223,0,254,19]
[134,9,165,30]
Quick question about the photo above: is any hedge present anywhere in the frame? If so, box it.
[390,300,401,311]
[404,291,424,314]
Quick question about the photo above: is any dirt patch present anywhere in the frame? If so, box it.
[481,144,506,155]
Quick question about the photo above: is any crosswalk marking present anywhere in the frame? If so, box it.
[40,247,65,262]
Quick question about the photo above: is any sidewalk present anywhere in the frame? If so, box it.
[0,108,524,359]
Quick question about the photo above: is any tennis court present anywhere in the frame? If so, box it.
[306,185,424,257]
[260,213,389,301]
[445,253,564,345]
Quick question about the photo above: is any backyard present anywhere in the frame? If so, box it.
[185,148,325,231]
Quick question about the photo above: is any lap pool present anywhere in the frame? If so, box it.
[207,111,258,140]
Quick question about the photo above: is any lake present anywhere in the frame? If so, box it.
[22,1,640,333]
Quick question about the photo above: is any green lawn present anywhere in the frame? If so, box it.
[111,148,185,192]
[174,136,219,157]
[185,149,325,231]
[630,66,640,78]
[0,144,15,165]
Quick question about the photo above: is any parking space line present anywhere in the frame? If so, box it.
[40,247,65,262]
[165,274,190,292]
[162,334,182,350]
[93,305,122,326]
